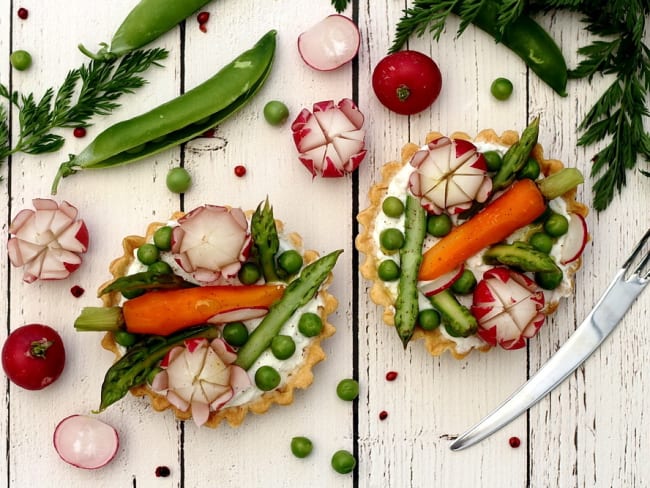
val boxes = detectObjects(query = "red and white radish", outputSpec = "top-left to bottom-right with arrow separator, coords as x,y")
291,98 -> 366,177
53,415 -> 119,469
8,198 -> 89,283
408,137 -> 492,215
471,267 -> 546,350
152,337 -> 251,427
560,212 -> 589,264
297,15 -> 360,71
171,205 -> 252,284
418,265 -> 464,296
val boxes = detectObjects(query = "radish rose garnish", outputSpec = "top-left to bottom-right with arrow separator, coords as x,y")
291,98 -> 366,177
151,337 -> 251,427
408,137 -> 492,214
8,198 -> 89,283
171,204 -> 252,283
471,267 -> 546,350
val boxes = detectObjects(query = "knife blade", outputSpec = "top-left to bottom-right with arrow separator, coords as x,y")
450,228 -> 650,451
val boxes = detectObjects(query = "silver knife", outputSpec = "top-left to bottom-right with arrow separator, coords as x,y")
450,228 -> 650,451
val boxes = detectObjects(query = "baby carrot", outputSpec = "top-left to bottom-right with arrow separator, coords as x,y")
418,179 -> 546,281
122,284 -> 285,336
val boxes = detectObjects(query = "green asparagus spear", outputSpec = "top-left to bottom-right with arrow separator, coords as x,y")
235,249 -> 343,370
429,289 -> 477,338
98,270 -> 196,296
394,195 -> 427,348
251,198 -> 282,283
492,117 -> 540,191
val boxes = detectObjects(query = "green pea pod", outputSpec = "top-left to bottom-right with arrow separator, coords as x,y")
79,0 -> 214,60
52,30 -> 276,194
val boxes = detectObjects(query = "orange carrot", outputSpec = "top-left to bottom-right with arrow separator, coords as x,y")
418,179 -> 546,281
122,284 -> 285,336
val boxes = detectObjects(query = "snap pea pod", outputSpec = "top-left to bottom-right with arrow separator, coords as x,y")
483,242 -> 560,273
492,116 -> 540,192
52,30 -> 277,194
98,324 -> 219,412
235,249 -> 343,370
79,0 -> 214,60
394,195 -> 427,348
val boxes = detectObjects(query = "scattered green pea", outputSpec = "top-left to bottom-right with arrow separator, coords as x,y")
278,250 -> 303,275
529,232 -> 554,254
271,335 -> 296,360
482,150 -> 503,172
426,213 -> 452,237
153,225 -> 173,251
114,330 -> 138,348
490,77 -> 514,101
450,270 -> 477,295
10,50 -> 32,71
298,312 -> 323,337
166,167 -> 192,193
222,322 -> 249,347
418,308 -> 441,331
137,243 -> 160,265
382,196 -> 404,218
254,365 -> 281,391
263,100 -> 290,126
535,268 -> 564,290
377,260 -> 400,281
238,262 -> 262,284
518,157 -> 541,180
147,260 -> 173,274
379,228 -> 405,251
544,213 -> 569,237
331,450 -> 356,474
290,436 -> 313,458
336,378 -> 359,401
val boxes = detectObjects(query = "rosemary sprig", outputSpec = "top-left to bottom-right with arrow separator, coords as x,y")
331,0 -> 351,13
0,47 -> 168,163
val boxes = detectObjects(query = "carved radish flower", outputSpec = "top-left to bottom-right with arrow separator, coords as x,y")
471,267 -> 545,350
8,199 -> 89,283
291,98 -> 366,177
171,205 -> 252,284
408,137 -> 492,214
151,337 -> 251,427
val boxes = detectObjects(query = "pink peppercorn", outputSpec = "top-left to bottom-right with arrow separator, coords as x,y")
234,165 -> 247,177
73,127 -> 86,138
379,411 -> 388,421
509,436 -> 521,448
385,371 -> 398,381
197,11 -> 209,24
17,8 -> 28,19
70,285 -> 85,298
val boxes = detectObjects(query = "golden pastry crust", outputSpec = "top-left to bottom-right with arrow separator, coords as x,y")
100,212 -> 337,428
356,129 -> 588,359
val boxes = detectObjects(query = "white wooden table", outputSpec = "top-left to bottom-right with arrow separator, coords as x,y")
1,1 -> 648,487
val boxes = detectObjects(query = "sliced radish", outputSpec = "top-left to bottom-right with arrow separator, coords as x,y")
8,199 -> 89,283
291,98 -> 366,177
207,306 -> 269,324
418,265 -> 464,296
560,213 -> 589,264
53,415 -> 119,469
297,15 -> 360,71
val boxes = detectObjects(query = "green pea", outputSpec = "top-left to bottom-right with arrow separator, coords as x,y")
382,196 -> 404,218
222,322 -> 249,347
114,330 -> 138,348
255,365 -> 281,391
166,167 -> 192,193
298,312 -> 323,337
544,213 -> 569,237
290,436 -> 313,458
377,260 -> 400,281
426,214 -> 452,237
238,262 -> 262,285
379,228 -> 405,251
482,150 -> 503,172
278,250 -> 303,275
336,378 -> 359,401
491,77 -> 514,101
518,157 -> 541,180
450,270 -> 477,295
529,232 -> 554,254
331,450 -> 356,474
535,268 -> 564,290
137,243 -> 160,265
271,335 -> 296,360
418,308 -> 441,331
153,225 -> 173,251
10,50 -> 32,71
263,100 -> 289,126
147,260 -> 173,274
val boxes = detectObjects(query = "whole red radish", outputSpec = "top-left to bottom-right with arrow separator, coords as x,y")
2,324 -> 66,390
372,50 -> 442,115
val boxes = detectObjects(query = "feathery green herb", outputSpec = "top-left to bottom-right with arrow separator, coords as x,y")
0,47 -> 167,166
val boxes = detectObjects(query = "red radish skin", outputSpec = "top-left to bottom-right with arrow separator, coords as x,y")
53,415 -> 119,469
560,213 -> 589,264
298,15 -> 360,71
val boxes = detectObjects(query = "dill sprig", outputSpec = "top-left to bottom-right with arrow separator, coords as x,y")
332,0 -> 351,13
0,47 -> 168,162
